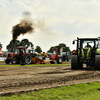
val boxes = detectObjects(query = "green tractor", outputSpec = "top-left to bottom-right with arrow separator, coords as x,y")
71,37 -> 100,70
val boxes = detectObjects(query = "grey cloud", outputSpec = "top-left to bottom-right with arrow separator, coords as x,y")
1,0 -> 100,51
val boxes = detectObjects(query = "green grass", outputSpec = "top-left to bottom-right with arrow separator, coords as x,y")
0,63 -> 71,67
0,61 -> 5,63
63,61 -> 71,62
0,82 -> 100,100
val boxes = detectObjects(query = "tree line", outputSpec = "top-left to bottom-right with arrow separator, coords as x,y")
6,39 -> 42,53
5,39 -> 71,54
47,43 -> 71,54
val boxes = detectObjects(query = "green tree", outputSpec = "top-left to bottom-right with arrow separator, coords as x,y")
35,46 -> 42,53
29,42 -> 34,48
47,43 -> 71,54
0,42 -> 2,48
20,39 -> 29,48
47,46 -> 55,53
20,39 -> 34,48
6,39 -> 34,52
58,43 -> 70,54
6,40 -> 20,52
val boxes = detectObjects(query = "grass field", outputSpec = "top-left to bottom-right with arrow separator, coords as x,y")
0,63 -> 71,67
0,61 -> 99,100
0,82 -> 100,100
0,61 -> 5,63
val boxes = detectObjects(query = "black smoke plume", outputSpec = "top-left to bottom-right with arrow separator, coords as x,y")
12,11 -> 33,44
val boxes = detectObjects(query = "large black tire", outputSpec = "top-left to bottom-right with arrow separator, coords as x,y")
50,61 -> 55,64
94,55 -> 100,70
21,55 -> 32,64
71,55 -> 83,69
57,57 -> 63,64
5,59 -> 11,64
11,57 -> 18,64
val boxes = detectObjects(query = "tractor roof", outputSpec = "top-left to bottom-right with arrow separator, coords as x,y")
77,38 -> 98,40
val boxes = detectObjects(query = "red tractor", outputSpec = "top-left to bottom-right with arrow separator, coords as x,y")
5,46 -> 32,64
50,48 -> 63,64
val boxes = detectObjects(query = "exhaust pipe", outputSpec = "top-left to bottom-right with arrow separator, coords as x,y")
13,40 -> 16,53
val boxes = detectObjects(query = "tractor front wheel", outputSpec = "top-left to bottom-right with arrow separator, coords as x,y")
5,59 -> 10,64
94,55 -> 100,70
11,57 -> 18,64
57,57 -> 63,64
71,55 -> 83,69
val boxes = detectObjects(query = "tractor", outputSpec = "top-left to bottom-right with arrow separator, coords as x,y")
28,50 -> 45,64
50,47 -> 63,64
5,46 -> 32,64
71,37 -> 100,70
62,51 -> 71,61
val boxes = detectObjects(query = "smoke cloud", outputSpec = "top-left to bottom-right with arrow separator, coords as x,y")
11,11 -> 49,44
12,11 -> 34,44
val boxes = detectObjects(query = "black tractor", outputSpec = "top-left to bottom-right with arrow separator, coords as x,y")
71,37 -> 100,70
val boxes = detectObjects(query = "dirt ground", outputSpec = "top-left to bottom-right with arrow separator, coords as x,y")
0,62 -> 100,95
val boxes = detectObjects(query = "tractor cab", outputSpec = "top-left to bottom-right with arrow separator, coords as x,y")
73,38 -> 98,61
71,37 -> 100,69
15,46 -> 26,54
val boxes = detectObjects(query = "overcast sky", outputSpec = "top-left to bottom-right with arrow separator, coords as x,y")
0,0 -> 100,52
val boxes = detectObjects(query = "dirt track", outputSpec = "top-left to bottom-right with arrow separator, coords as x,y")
0,62 -> 100,96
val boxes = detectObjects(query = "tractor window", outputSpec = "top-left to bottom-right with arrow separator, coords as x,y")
78,40 -> 80,48
15,49 -> 19,54
15,49 -> 25,54
82,40 -> 94,48
21,49 -> 25,53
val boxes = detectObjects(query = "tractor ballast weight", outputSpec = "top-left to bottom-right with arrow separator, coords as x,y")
71,37 -> 100,70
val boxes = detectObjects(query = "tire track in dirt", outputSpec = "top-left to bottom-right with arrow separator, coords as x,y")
0,63 -> 100,96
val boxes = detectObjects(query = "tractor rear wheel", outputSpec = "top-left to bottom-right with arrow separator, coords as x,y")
94,55 -> 100,70
11,57 -> 18,64
22,55 -> 32,64
57,57 -> 63,64
5,59 -> 10,64
71,55 -> 83,69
